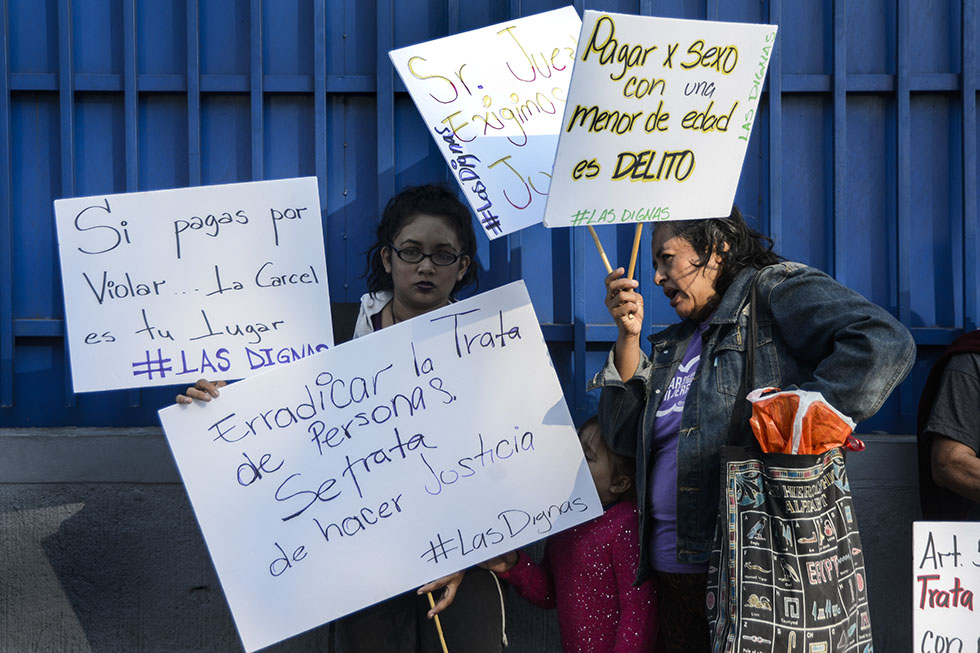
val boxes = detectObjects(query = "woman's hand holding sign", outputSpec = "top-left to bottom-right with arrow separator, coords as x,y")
605,268 -> 643,336
175,378 -> 227,404
417,570 -> 465,618
604,267 -> 644,382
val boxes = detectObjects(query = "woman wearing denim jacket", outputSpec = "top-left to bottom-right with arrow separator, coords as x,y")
589,209 -> 915,652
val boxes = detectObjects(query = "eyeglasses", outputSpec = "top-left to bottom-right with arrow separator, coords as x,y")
389,244 -> 464,266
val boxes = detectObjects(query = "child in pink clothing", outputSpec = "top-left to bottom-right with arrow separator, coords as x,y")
483,417 -> 659,653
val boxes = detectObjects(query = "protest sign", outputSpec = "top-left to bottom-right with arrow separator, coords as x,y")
543,12 -> 777,228
53,177 -> 332,393
390,7 -> 581,240
158,281 -> 602,652
913,521 -> 980,652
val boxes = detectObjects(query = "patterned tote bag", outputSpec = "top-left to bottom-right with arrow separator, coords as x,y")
706,276 -> 874,653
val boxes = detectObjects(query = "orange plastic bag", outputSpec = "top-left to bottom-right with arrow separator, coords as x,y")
746,387 -> 857,454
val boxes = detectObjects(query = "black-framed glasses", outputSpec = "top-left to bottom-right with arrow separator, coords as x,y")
389,244 -> 464,266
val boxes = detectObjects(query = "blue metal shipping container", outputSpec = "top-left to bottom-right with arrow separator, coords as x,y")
0,2 -> 977,651
2,0 -> 975,430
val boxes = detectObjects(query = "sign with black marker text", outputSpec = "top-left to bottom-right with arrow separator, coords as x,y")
913,521 -> 980,653
390,7 -> 581,239
53,177 -> 332,393
543,12 -> 777,228
157,281 -> 602,652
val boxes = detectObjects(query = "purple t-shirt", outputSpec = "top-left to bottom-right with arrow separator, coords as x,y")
648,320 -> 711,573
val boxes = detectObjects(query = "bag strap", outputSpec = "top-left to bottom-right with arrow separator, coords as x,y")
726,270 -> 761,447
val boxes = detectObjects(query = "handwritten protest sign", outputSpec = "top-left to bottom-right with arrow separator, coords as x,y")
53,177 -> 332,393
543,12 -> 777,228
913,521 -> 980,652
158,281 -> 602,652
390,7 -> 581,240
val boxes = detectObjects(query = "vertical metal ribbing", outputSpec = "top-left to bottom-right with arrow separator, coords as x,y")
57,0 -> 75,198
448,0 -> 459,34
894,0 -> 912,420
832,0 -> 847,283
187,0 -> 201,186
375,0 -> 394,213
58,0 -> 76,407
962,0 -> 978,331
250,0 -> 264,180
0,0 -> 13,407
705,0 -> 718,21
896,0 -> 911,326
767,0 -> 783,250
123,0 -> 140,407
314,0 -> 327,231
124,0 -> 138,189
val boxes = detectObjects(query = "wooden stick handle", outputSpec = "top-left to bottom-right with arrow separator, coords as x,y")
427,592 -> 449,653
627,223 -> 643,280
587,226 -> 613,274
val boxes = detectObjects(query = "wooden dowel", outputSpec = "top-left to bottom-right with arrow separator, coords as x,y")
426,592 -> 449,653
587,225 -> 613,274
590,225 -> 635,320
627,223 -> 643,280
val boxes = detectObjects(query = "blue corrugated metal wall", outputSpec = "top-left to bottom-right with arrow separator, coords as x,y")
0,0 -> 977,431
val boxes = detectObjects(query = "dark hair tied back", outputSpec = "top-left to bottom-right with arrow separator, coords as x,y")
365,183 -> 479,296
660,206 -> 782,299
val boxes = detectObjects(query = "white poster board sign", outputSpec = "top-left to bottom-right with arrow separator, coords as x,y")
53,177 -> 332,393
913,521 -> 980,651
390,7 -> 581,240
158,281 -> 602,652
543,12 -> 777,228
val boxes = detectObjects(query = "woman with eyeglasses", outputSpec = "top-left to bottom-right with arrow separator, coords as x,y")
353,183 -> 477,337
340,183 -> 505,653
178,184 -> 503,652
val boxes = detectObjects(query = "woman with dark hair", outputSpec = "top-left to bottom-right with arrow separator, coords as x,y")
179,183 -> 503,653
353,183 -> 478,337
590,207 -> 915,651
340,183 -> 505,653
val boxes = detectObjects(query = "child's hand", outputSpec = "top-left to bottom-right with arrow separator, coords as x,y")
175,378 -> 227,404
479,551 -> 519,574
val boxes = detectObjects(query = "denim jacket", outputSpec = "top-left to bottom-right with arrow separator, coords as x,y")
588,262 -> 915,582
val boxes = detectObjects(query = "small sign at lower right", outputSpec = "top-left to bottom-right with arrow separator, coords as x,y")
913,521 -> 980,652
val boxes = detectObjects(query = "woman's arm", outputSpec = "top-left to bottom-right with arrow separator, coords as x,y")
765,264 -> 915,423
604,267 -> 644,380
592,268 -> 652,458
